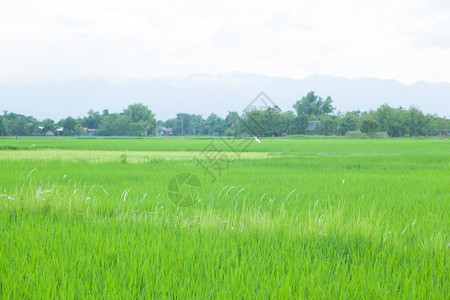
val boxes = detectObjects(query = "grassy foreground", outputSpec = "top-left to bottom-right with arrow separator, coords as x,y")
0,137 -> 448,298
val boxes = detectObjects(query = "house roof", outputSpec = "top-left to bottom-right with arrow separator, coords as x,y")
307,121 -> 320,131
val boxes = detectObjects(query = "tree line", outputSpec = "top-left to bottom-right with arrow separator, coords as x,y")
1,92 -> 448,137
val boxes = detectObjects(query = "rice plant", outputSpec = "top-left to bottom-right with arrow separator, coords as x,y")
0,137 -> 448,298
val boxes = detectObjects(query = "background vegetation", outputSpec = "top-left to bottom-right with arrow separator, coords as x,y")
1,92 -> 448,137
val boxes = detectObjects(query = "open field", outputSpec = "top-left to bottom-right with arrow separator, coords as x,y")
0,137 -> 448,298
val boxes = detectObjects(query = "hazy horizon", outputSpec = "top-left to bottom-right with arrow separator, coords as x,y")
1,72 -> 449,121
1,0 -> 449,120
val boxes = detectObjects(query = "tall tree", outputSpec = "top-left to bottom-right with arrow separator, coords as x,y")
294,114 -> 309,134
279,111 -> 297,135
293,92 -> 335,117
42,118 -> 56,135
83,110 -> 102,129
407,106 -> 425,136
340,112 -> 359,135
361,119 -> 380,137
123,103 -> 156,136
204,113 -> 225,135
61,117 -> 77,136
0,116 -> 7,136
224,111 -> 240,136
319,115 -> 338,135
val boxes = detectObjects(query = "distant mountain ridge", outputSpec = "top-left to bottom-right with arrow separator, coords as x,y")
1,73 -> 449,121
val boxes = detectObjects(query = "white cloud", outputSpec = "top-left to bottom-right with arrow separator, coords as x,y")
0,0 -> 449,85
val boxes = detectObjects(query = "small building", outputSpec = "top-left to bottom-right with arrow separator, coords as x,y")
306,121 -> 320,134
160,127 -> 173,136
56,127 -> 64,136
82,127 -> 96,136
45,131 -> 55,136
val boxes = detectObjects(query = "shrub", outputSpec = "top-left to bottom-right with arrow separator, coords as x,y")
372,132 -> 389,139
345,131 -> 367,138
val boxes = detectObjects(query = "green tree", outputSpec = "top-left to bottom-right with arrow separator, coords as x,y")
123,103 -> 156,136
294,114 -> 309,134
2,113 -> 27,136
423,114 -> 439,136
128,122 -> 146,136
0,116 -> 6,136
96,115 -> 116,136
376,104 -> 393,132
164,113 -> 196,136
242,109 -> 266,137
114,115 -> 131,136
241,106 -> 286,137
340,112 -> 359,135
83,110 -> 102,129
163,117 -> 180,135
361,119 -> 380,137
42,118 -> 56,135
319,115 -> 338,135
406,106 -> 425,136
387,108 -> 408,137
62,117 -> 77,136
204,113 -> 224,135
27,118 -> 41,136
436,118 -> 450,136
189,114 -> 204,135
177,113 -> 190,135
293,92 -> 335,117
279,111 -> 296,135
375,104 -> 410,137
13,118 -> 27,136
224,111 -> 240,136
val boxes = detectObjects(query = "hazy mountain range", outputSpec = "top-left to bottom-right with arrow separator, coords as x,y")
1,73 -> 449,121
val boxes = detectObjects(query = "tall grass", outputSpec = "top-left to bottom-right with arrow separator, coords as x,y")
0,138 -> 448,298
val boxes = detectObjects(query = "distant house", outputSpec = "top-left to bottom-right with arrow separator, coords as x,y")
160,127 -> 173,136
306,121 -> 320,134
45,131 -> 55,136
56,127 -> 64,136
82,127 -> 96,136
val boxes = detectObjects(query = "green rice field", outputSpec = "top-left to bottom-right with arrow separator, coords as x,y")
0,137 -> 448,298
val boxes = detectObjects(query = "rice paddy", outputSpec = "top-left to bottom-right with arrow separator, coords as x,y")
0,137 -> 448,298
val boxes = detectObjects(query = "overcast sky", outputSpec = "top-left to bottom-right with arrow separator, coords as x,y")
0,0 -> 449,85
